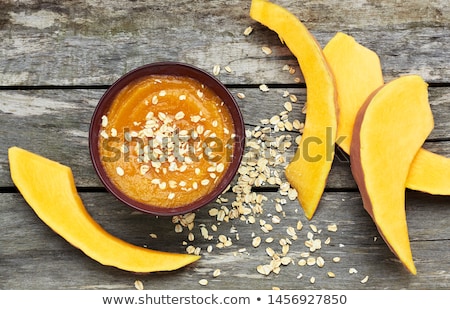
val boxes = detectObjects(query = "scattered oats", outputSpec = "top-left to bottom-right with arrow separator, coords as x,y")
307,257 -> 316,266
327,271 -> 336,278
349,268 -> 358,274
259,84 -> 270,92
174,224 -> 183,233
289,94 -> 298,103
327,223 -> 338,232
271,215 -> 281,224
175,111 -> 185,120
110,128 -> 117,137
257,264 -> 272,276
216,163 -> 225,173
237,92 -> 246,99
286,226 -> 296,237
284,101 -> 293,112
159,90 -> 166,96
373,236 -> 378,242
224,65 -> 232,73
296,220 -> 304,231
213,269 -> 221,278
201,179 -> 210,186
188,232 -> 195,241
207,245 -> 213,253
116,166 -> 124,176
200,226 -> 209,239
199,279 -> 208,286
298,259 -> 307,266
149,233 -> 157,239
269,115 -> 280,124
101,115 -> 108,127
265,247 -> 275,257
243,26 -> 253,36
252,236 -> 262,248
361,275 -> 369,284
288,188 -> 298,200
213,65 -> 221,76
261,46 -> 272,55
292,119 -> 302,130
309,224 -> 318,233
179,94 -> 186,101
265,237 -> 274,243
186,245 -> 196,254
272,286 -> 280,290
332,257 -> 341,263
100,130 -> 109,139
324,237 -> 331,245
134,280 -> 144,290
280,256 -> 292,265
316,256 -> 325,268
296,273 -> 303,279
310,276 -> 316,284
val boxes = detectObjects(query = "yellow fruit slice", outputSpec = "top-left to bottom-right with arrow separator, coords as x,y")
351,75 -> 434,275
323,32 -> 384,154
8,146 -> 200,273
250,0 -> 338,220
324,32 -> 450,195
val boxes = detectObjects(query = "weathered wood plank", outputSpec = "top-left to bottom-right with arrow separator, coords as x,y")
1,0 -> 449,86
1,87 -> 450,189
1,191 -> 449,290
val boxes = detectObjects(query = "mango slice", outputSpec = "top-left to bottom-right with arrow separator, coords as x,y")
324,32 -> 450,195
250,0 -> 338,220
8,146 -> 200,273
350,75 -> 434,275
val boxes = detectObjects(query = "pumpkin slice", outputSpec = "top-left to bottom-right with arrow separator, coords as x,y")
350,75 -> 434,275
323,32 -> 384,154
250,0 -> 338,220
324,32 -> 450,195
8,146 -> 200,273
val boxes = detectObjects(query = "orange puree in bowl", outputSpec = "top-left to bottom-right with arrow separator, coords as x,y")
98,75 -> 235,208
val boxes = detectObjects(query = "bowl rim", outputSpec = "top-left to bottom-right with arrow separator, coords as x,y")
88,62 -> 245,216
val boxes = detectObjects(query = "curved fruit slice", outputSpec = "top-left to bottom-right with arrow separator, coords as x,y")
324,32 -> 450,195
350,75 -> 434,275
8,146 -> 200,273
323,32 -> 384,154
250,0 -> 338,220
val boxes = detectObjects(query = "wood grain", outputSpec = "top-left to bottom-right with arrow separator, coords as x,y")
1,0 -> 449,86
1,0 -> 449,291
1,191 -> 449,290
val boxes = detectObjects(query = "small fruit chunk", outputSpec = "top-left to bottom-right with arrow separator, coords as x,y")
324,32 -> 450,195
8,147 -> 200,273
350,75 -> 434,274
250,0 -> 338,220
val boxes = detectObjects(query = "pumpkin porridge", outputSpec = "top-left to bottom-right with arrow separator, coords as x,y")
99,75 -> 236,208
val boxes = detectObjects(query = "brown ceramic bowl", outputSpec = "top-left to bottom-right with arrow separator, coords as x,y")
89,62 -> 245,216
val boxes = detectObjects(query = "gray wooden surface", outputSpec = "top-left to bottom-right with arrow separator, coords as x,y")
1,0 -> 449,290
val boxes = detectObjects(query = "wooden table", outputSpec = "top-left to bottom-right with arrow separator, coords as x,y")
1,0 -> 449,290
